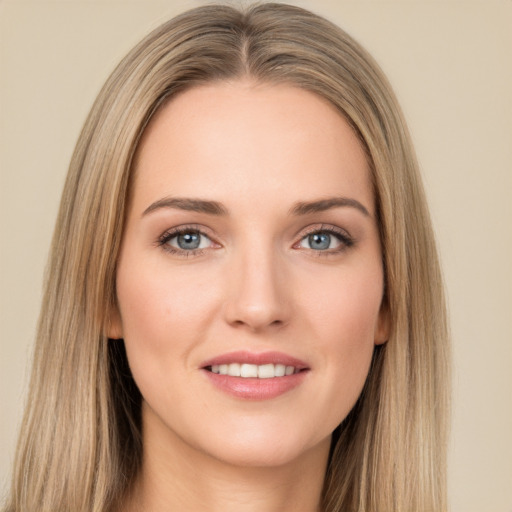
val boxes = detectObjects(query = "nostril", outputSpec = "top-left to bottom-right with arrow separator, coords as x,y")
229,316 -> 286,331
223,267 -> 291,330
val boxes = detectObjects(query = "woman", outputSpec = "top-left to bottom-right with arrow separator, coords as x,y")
4,3 -> 450,511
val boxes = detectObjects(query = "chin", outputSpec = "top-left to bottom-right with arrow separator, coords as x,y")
198,427 -> 331,469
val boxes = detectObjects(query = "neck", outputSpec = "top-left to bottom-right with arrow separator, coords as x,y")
122,404 -> 330,512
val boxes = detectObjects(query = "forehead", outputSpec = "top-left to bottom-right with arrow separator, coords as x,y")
131,81 -> 373,214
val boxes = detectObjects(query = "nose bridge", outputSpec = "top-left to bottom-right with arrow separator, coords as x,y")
224,235 -> 289,330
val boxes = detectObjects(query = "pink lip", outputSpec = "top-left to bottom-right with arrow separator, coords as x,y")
200,351 -> 310,401
200,351 -> 309,370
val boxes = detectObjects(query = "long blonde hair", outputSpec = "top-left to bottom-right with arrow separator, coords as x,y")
4,3 -> 450,511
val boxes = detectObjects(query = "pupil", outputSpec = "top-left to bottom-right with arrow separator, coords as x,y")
177,232 -> 200,250
309,233 -> 330,250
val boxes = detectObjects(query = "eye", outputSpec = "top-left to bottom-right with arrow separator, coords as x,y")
170,231 -> 210,250
158,227 -> 216,255
296,227 -> 354,253
299,232 -> 340,251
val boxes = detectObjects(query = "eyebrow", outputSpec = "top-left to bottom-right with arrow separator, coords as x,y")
142,197 -> 228,217
142,195 -> 370,218
289,197 -> 370,217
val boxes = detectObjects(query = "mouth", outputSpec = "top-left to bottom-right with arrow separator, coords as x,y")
200,351 -> 309,400
206,363 -> 302,378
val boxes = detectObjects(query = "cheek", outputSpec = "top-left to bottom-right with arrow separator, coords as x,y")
114,261 -> 219,410
114,259 -> 228,408
308,263 -> 384,345
116,258 -> 218,343
303,264 -> 383,416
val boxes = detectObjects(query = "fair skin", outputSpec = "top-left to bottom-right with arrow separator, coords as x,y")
110,80 -> 388,512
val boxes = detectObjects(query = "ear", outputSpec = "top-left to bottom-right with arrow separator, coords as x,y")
374,300 -> 390,345
107,302 -> 123,340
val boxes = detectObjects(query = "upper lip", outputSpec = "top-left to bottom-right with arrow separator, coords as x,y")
200,351 -> 309,370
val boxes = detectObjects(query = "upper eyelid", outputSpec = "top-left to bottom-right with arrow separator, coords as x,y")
159,224 -> 215,239
296,223 -> 352,239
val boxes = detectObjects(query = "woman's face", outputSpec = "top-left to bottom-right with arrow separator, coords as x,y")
110,81 -> 388,469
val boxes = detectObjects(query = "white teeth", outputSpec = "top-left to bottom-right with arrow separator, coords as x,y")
240,364 -> 258,378
211,363 -> 298,378
275,364 -> 286,377
228,363 -> 241,377
258,364 -> 274,379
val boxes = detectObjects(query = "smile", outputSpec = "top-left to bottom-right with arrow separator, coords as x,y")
208,363 -> 299,378
201,351 -> 309,400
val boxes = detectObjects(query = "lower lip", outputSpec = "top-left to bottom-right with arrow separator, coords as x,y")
202,370 -> 308,400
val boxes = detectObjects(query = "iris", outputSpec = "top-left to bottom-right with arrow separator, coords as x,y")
177,232 -> 201,250
308,233 -> 331,250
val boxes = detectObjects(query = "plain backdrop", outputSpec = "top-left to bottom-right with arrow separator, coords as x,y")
1,1 -> 511,510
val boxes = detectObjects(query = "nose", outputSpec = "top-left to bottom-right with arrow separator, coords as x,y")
223,244 -> 291,332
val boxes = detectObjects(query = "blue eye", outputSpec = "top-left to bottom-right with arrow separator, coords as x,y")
174,232 -> 202,250
305,233 -> 332,250
298,229 -> 353,252
161,229 -> 212,253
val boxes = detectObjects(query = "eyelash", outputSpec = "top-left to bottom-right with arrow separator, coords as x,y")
296,225 -> 355,255
157,224 -> 355,257
157,224 -> 214,257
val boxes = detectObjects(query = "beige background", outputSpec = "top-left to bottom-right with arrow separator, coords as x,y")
1,0 -> 511,510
